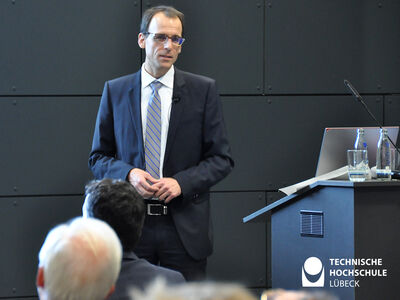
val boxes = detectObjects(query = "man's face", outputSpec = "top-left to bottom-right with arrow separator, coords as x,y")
138,12 -> 183,78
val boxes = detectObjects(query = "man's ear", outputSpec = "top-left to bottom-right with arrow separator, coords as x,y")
105,284 -> 115,299
138,33 -> 146,49
36,267 -> 45,288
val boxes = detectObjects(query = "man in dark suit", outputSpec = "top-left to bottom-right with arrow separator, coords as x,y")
89,5 -> 233,280
83,179 -> 185,299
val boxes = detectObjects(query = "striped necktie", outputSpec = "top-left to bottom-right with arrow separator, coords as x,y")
145,81 -> 162,179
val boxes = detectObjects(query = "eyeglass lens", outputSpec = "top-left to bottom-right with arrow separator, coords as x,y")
149,33 -> 184,45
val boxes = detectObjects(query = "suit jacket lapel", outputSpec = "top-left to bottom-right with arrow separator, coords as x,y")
127,70 -> 145,160
164,68 -> 186,167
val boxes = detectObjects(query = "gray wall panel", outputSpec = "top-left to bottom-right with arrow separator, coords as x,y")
208,192 -> 266,286
265,192 -> 285,288
0,97 -> 98,196
0,195 -> 83,298
0,0 -> 141,95
385,95 -> 400,148
215,96 -> 383,191
147,0 -> 264,94
0,100 -> 18,194
266,0 -> 400,94
213,97 -> 269,191
385,95 -> 400,126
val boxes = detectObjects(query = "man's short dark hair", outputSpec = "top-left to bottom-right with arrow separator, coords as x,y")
140,5 -> 185,36
84,179 -> 145,251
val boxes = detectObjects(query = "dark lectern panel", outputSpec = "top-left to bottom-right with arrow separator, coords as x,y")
354,185 -> 400,299
0,195 -> 83,298
214,96 -> 383,191
0,97 -> 98,196
208,192 -> 267,286
0,0 -> 141,95
153,0 -> 263,94
266,0 -> 400,94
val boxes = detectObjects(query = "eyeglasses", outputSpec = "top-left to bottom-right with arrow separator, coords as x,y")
144,32 -> 185,46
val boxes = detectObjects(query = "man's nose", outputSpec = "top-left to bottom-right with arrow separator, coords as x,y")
163,37 -> 173,49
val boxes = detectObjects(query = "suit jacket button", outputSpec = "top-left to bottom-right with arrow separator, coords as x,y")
193,194 -> 199,199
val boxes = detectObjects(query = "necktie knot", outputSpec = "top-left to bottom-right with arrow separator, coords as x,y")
150,81 -> 163,92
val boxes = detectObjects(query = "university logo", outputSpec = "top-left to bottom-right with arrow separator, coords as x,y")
302,257 -> 325,287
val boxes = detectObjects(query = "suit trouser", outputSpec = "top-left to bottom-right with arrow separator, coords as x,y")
134,213 -> 207,281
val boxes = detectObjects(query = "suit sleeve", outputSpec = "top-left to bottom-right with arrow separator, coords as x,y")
172,80 -> 234,198
88,82 -> 134,180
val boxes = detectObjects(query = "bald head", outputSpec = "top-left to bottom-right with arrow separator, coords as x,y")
37,217 -> 122,300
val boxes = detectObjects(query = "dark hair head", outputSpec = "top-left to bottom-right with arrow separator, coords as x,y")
140,5 -> 185,36
84,179 -> 145,251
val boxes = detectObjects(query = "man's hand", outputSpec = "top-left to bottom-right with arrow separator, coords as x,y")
153,177 -> 182,203
128,168 -> 159,198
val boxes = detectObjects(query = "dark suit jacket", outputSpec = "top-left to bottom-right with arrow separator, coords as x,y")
89,68 -> 234,260
109,251 -> 185,300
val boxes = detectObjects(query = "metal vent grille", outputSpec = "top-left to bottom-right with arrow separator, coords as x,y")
300,210 -> 323,237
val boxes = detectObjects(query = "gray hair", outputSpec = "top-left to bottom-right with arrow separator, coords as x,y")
38,217 -> 122,300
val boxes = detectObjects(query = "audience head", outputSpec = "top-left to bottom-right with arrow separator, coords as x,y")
130,279 -> 257,300
261,289 -> 339,300
36,217 -> 122,300
83,178 -> 146,251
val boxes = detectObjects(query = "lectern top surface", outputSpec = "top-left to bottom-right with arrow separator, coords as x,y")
243,180 -> 400,223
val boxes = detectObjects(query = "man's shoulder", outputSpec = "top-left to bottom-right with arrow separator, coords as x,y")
106,71 -> 140,89
121,256 -> 185,283
175,68 -> 215,85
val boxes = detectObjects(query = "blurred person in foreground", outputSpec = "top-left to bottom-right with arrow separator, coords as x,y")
36,217 -> 122,300
129,278 -> 257,300
83,178 -> 185,299
261,289 -> 339,300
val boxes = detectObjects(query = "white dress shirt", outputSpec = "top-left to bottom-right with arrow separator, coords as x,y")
141,64 -> 174,178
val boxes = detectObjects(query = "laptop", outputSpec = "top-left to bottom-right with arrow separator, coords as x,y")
315,126 -> 399,177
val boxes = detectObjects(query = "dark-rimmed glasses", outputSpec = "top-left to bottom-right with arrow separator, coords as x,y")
144,32 -> 185,46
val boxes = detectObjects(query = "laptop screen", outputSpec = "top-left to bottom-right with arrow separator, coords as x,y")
315,126 -> 399,177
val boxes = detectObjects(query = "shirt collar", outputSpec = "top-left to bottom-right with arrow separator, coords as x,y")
141,64 -> 174,89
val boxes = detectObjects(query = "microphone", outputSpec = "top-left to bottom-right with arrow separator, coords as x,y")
172,96 -> 180,103
344,79 -> 362,102
344,79 -> 400,169
344,79 -> 382,129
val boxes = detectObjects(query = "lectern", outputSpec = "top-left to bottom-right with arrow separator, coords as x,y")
244,180 -> 400,300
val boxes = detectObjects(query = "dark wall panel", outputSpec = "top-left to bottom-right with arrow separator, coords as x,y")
385,95 -> 400,148
208,192 -> 266,286
214,96 -> 383,191
0,195 -> 83,298
0,0 -> 141,95
0,97 -> 98,196
385,95 -> 400,126
266,0 -> 400,94
147,0 -> 264,94
0,100 -> 18,195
